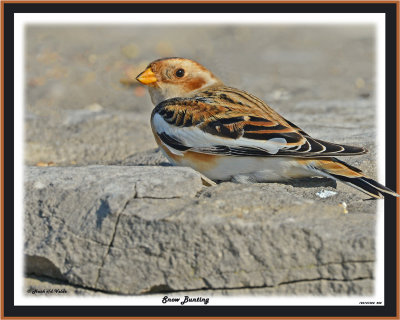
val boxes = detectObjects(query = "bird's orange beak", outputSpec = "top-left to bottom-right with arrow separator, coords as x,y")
136,67 -> 157,85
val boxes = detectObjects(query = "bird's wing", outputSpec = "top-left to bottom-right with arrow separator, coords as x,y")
151,87 -> 367,158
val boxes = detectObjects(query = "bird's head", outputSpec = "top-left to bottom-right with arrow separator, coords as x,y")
136,57 -> 222,105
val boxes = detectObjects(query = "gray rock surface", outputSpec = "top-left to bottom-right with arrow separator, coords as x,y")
25,165 -> 376,295
23,25 -> 380,296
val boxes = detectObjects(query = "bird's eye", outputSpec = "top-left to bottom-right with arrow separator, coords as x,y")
175,69 -> 185,78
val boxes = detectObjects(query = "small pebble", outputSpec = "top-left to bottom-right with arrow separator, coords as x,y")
355,77 -> 365,89
85,103 -> 103,112
316,189 -> 337,198
272,89 -> 290,100
36,162 -> 55,167
33,181 -> 46,189
340,201 -> 348,214
88,54 -> 97,64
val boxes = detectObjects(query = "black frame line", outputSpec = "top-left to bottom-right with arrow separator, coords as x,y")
2,2 -> 398,318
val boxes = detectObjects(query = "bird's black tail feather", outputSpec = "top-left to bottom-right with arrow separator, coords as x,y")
329,174 -> 399,199
316,158 -> 399,199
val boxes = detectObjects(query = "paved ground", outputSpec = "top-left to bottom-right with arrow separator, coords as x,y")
25,25 -> 375,167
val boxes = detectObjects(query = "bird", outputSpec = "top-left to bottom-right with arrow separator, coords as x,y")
136,57 -> 399,199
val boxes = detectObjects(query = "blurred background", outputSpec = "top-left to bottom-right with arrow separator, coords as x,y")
25,24 -> 375,168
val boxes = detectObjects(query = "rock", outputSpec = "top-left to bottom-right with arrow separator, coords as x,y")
24,165 -> 204,289
24,110 -> 157,166
25,166 -> 375,295
115,148 -> 169,166
23,25 -> 378,296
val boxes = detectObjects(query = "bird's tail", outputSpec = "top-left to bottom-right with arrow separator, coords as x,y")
310,157 -> 399,199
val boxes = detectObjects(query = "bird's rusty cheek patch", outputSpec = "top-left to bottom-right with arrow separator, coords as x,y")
183,77 -> 206,91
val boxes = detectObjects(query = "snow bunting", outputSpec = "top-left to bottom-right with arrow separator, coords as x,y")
136,57 -> 399,199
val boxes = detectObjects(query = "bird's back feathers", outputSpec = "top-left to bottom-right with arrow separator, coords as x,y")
152,86 -> 367,158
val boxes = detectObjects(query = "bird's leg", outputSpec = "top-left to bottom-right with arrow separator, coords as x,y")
199,174 -> 217,186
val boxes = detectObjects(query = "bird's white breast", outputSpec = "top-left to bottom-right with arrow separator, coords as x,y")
196,156 -> 314,182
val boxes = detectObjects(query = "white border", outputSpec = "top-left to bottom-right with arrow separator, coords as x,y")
14,12 -> 386,307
